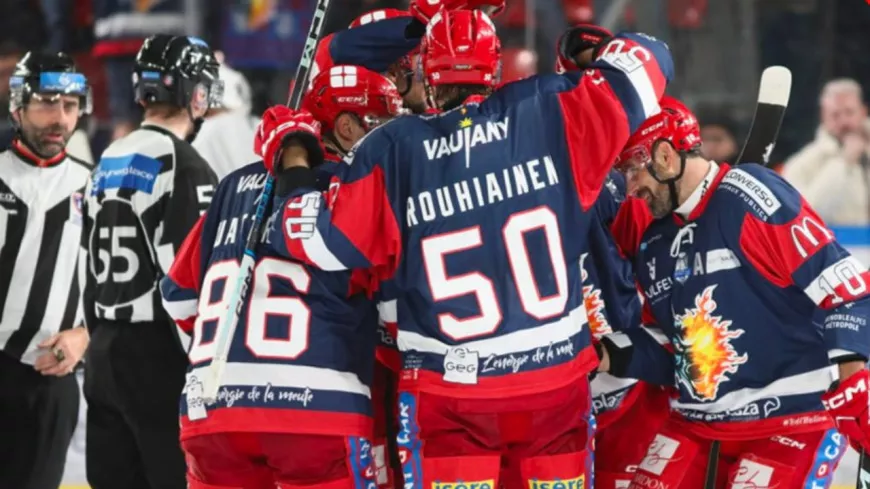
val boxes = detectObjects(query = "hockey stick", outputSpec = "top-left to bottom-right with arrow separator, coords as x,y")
201,0 -> 333,404
735,65 -> 792,167
700,67 -> 792,489
703,441 -> 720,489
858,449 -> 870,489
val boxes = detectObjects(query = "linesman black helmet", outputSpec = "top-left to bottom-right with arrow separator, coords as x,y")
9,51 -> 92,114
133,35 -> 223,110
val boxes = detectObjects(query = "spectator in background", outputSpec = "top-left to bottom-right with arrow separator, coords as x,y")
783,78 -> 870,225
91,0 -> 198,141
193,54 -> 260,179
698,111 -> 740,163
0,41 -> 24,148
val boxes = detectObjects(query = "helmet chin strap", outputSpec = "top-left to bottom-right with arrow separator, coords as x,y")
323,132 -> 349,156
647,150 -> 688,214
185,106 -> 205,143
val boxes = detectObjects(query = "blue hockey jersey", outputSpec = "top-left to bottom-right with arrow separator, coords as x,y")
160,161 -> 377,440
270,33 -> 673,398
585,171 -> 654,424
608,162 -> 870,440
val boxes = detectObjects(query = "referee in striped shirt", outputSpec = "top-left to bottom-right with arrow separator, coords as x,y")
0,52 -> 92,489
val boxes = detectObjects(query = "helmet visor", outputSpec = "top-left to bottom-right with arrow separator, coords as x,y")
615,144 -> 652,178
10,72 -> 92,114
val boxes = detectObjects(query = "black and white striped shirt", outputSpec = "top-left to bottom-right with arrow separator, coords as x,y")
0,141 -> 91,364
82,124 -> 216,325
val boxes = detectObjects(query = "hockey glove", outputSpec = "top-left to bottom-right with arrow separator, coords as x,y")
409,0 -> 505,24
254,105 -> 325,174
822,368 -> 870,453
555,24 -> 613,73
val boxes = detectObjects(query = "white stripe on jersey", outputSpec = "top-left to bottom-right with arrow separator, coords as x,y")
378,300 -> 397,323
670,365 -> 836,414
185,362 -> 371,398
592,372 -> 638,396
397,302 -> 588,358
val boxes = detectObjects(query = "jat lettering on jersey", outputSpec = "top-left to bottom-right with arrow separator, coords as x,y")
673,285 -> 747,402
422,117 -> 509,167
528,476 -> 585,489
406,154 -> 560,227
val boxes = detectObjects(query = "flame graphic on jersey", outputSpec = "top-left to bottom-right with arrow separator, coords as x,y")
579,253 -> 612,338
583,285 -> 611,338
674,285 -> 747,401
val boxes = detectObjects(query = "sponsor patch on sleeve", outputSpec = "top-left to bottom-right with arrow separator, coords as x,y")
720,168 -> 782,219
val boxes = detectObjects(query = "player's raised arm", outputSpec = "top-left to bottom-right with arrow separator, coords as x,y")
259,107 -> 401,277
553,29 -> 673,208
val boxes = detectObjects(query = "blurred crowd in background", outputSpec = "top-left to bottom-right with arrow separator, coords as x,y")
2,0 -> 870,229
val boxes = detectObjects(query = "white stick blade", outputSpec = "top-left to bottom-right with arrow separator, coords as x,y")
757,66 -> 792,107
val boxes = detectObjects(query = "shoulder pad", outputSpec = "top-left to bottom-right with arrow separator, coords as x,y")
718,163 -> 797,222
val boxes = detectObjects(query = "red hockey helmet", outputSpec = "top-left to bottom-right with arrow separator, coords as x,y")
615,96 -> 702,175
303,65 -> 405,132
349,8 -> 411,27
420,8 -> 501,88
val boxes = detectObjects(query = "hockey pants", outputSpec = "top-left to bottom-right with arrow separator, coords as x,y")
183,432 -> 377,489
397,381 -> 593,489
629,416 -> 847,488
594,382 -> 671,488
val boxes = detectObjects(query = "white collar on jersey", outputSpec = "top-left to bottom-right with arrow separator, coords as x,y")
675,160 -> 720,219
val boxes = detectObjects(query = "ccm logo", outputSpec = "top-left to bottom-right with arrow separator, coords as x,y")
823,378 -> 868,410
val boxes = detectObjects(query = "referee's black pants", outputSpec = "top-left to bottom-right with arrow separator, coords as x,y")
84,320 -> 188,489
0,351 -> 79,489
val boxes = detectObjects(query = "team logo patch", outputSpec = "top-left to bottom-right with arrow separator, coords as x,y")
69,191 -> 83,224
673,285 -> 746,401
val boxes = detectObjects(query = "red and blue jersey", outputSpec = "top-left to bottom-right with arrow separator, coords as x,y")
160,161 -> 377,441
313,16 -> 420,81
584,171 -> 660,427
608,162 -> 870,440
269,32 -> 673,398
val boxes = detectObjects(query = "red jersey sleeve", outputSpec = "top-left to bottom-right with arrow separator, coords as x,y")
735,165 -> 870,360
268,130 -> 402,281
160,214 -> 206,336
558,32 -> 673,208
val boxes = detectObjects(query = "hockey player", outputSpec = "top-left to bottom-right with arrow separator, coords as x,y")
0,51 -> 92,489
582,172 -> 672,488
554,24 -> 672,488
315,0 -> 505,114
597,96 -> 870,488
159,65 -> 404,489
255,6 -> 672,488
82,35 -> 220,489
304,64 -> 406,489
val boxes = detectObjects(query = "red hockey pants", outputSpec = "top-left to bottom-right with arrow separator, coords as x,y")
182,432 -> 377,489
396,381 -> 593,489
628,417 -> 846,489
